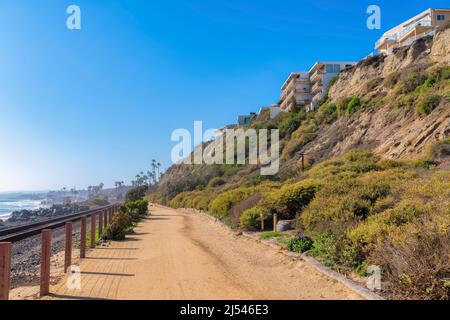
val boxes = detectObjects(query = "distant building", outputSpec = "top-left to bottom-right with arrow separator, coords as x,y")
259,104 -> 282,119
308,61 -> 356,111
237,112 -> 257,126
375,8 -> 450,54
279,72 -> 311,112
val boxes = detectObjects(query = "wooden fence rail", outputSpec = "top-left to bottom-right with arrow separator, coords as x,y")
0,204 -> 119,300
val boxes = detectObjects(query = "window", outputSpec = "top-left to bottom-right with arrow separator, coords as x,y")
437,15 -> 445,21
325,64 -> 341,73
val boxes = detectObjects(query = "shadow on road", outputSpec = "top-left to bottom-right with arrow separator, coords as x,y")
80,271 -> 135,277
47,293 -> 110,300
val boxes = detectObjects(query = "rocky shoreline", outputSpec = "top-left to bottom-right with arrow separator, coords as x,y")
1,203 -> 93,288
0,203 -> 90,230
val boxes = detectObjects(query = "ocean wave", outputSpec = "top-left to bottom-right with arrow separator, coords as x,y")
0,195 -> 45,220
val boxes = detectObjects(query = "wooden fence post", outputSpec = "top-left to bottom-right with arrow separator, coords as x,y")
80,216 -> 87,259
104,208 -> 108,227
64,222 -> 72,273
98,211 -> 103,238
0,242 -> 12,300
273,213 -> 278,232
40,229 -> 51,297
90,214 -> 96,248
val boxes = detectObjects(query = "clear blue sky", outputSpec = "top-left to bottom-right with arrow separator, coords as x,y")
0,1 -> 447,191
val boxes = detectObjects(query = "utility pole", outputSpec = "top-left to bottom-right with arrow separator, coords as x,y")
300,153 -> 305,172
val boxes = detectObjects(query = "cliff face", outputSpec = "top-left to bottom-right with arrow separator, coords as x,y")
294,28 -> 450,164
329,28 -> 449,100
157,29 -> 449,197
297,101 -> 448,162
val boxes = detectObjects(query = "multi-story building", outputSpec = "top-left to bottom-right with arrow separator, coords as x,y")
308,61 -> 356,111
279,72 -> 311,112
237,112 -> 257,126
375,8 -> 450,54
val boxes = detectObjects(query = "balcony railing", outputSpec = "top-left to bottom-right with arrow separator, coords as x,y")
295,88 -> 310,95
376,18 -> 432,49
310,70 -> 325,82
311,81 -> 323,94
398,19 -> 431,40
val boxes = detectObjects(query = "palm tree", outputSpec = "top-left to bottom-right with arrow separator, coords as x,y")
151,160 -> 158,184
135,174 -> 141,186
157,162 -> 161,181
146,170 -> 151,185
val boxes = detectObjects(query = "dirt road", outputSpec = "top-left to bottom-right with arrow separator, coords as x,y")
115,205 -> 362,300
31,204 -> 363,300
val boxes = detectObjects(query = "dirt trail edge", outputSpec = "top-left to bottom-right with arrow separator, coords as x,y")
35,204 -> 364,300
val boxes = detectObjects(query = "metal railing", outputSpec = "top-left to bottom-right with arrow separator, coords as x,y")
376,18 -> 433,49
398,19 -> 431,40
0,203 -> 121,300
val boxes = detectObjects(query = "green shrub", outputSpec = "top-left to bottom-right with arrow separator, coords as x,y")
283,119 -> 318,159
288,232 -> 313,253
422,77 -> 435,88
103,210 -> 131,241
305,150 -> 380,179
385,203 -> 425,226
415,94 -> 441,116
123,198 -> 148,222
428,65 -> 450,83
346,96 -> 362,114
277,111 -> 306,138
317,102 -> 338,124
265,180 -> 319,219
309,232 -> 362,271
229,193 -> 262,225
309,232 -> 339,267
240,207 -> 264,231
208,187 -> 257,218
192,194 -> 211,211
126,186 -> 148,202
300,168 -> 395,235
220,164 -> 239,177
168,191 -> 191,208
394,67 -> 427,94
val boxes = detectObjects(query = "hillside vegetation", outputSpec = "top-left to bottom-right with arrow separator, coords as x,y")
150,27 -> 450,299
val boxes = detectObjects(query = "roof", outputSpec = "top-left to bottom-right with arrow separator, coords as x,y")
281,72 -> 309,90
308,61 -> 357,74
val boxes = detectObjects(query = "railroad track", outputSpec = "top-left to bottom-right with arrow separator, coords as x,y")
0,204 -> 118,243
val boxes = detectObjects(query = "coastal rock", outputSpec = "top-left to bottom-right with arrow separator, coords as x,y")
277,220 -> 294,232
7,204 -> 90,224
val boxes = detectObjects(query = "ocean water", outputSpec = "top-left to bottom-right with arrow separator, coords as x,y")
0,192 -> 47,221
